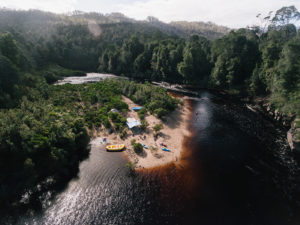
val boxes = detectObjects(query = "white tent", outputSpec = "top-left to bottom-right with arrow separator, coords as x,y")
126,118 -> 141,129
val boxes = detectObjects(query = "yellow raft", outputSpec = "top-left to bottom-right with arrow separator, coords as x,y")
106,144 -> 125,152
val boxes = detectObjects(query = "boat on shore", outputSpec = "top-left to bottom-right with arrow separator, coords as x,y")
162,147 -> 171,152
132,107 -> 143,111
106,144 -> 125,152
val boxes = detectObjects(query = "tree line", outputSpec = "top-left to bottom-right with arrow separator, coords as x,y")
0,5 -> 299,206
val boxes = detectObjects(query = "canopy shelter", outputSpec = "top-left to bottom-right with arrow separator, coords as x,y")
126,118 -> 141,129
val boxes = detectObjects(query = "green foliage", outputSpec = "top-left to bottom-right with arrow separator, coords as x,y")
153,123 -> 163,133
117,80 -> 178,117
131,139 -> 136,145
0,54 -> 20,105
1,6 -> 300,205
0,32 -> 19,65
133,142 -> 143,154
39,64 -> 86,84
178,35 -> 212,84
269,36 -> 300,116
271,6 -> 300,27
120,128 -> 127,139
0,98 -> 90,202
210,29 -> 260,91
138,107 -> 147,120
125,161 -> 135,171
0,78 -> 132,203
154,108 -> 168,118
141,120 -> 149,131
108,112 -> 126,131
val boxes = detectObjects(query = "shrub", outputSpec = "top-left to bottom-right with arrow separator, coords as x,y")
153,123 -> 163,133
108,112 -> 126,131
154,108 -> 168,118
120,128 -> 127,139
116,80 -> 178,118
125,162 -> 135,171
100,115 -> 111,128
141,120 -> 149,131
138,108 -> 147,120
131,139 -> 136,145
133,143 -> 143,154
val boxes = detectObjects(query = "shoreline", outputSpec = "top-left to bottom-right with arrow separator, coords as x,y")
97,95 -> 192,169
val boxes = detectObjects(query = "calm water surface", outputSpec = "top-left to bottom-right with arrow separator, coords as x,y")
14,77 -> 299,225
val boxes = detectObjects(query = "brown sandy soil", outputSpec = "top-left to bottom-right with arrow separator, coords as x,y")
97,95 -> 191,169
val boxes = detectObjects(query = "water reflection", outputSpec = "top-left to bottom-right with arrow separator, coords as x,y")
19,139 -> 174,225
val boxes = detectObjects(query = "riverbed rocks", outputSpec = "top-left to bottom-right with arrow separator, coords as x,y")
248,98 -> 299,153
288,119 -> 300,153
259,101 -> 293,127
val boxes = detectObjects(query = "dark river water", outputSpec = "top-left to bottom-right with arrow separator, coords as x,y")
9,85 -> 300,225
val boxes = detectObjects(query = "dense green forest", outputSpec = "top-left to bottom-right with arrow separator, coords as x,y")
0,6 -> 300,205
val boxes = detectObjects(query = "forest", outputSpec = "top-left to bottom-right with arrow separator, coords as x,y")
0,6 -> 299,205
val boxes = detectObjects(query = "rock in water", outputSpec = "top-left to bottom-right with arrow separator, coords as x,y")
288,119 -> 300,153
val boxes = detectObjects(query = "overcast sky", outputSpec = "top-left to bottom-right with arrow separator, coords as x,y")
1,0 -> 300,28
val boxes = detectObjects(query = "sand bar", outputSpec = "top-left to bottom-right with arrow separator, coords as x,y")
97,95 -> 191,169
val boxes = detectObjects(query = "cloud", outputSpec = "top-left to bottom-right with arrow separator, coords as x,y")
118,0 -> 300,28
0,0 -> 77,13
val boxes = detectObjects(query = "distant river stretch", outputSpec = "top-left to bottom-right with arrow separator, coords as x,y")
15,74 -> 299,225
55,73 -> 120,85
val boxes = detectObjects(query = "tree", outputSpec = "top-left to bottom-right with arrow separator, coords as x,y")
178,35 -> 212,84
271,6 -> 300,27
0,54 -> 19,91
210,30 -> 260,90
276,37 -> 300,94
120,36 -> 144,74
133,143 -> 143,154
0,32 -> 19,65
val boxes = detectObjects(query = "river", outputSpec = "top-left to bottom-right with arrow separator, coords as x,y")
8,74 -> 300,224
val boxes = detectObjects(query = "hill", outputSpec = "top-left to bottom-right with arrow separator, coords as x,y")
0,8 -> 230,40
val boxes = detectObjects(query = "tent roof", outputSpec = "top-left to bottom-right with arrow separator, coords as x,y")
126,118 -> 141,129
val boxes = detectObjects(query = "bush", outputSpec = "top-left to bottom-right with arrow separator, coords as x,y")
141,120 -> 149,131
154,108 -> 168,118
138,108 -> 147,120
153,123 -> 163,133
120,128 -> 127,139
125,162 -> 135,171
131,139 -> 136,145
100,115 -> 111,128
108,112 -> 126,131
133,143 -> 143,154
116,80 -> 178,118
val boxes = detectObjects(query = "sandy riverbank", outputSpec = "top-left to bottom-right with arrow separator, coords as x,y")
96,95 -> 192,169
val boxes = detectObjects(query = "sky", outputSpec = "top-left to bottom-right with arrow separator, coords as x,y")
0,0 -> 300,28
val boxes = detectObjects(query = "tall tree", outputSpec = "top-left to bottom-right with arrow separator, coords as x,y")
210,30 -> 260,90
178,35 -> 212,84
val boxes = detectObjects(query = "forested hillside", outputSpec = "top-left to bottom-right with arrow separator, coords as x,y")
0,6 -> 299,130
0,6 -> 300,206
